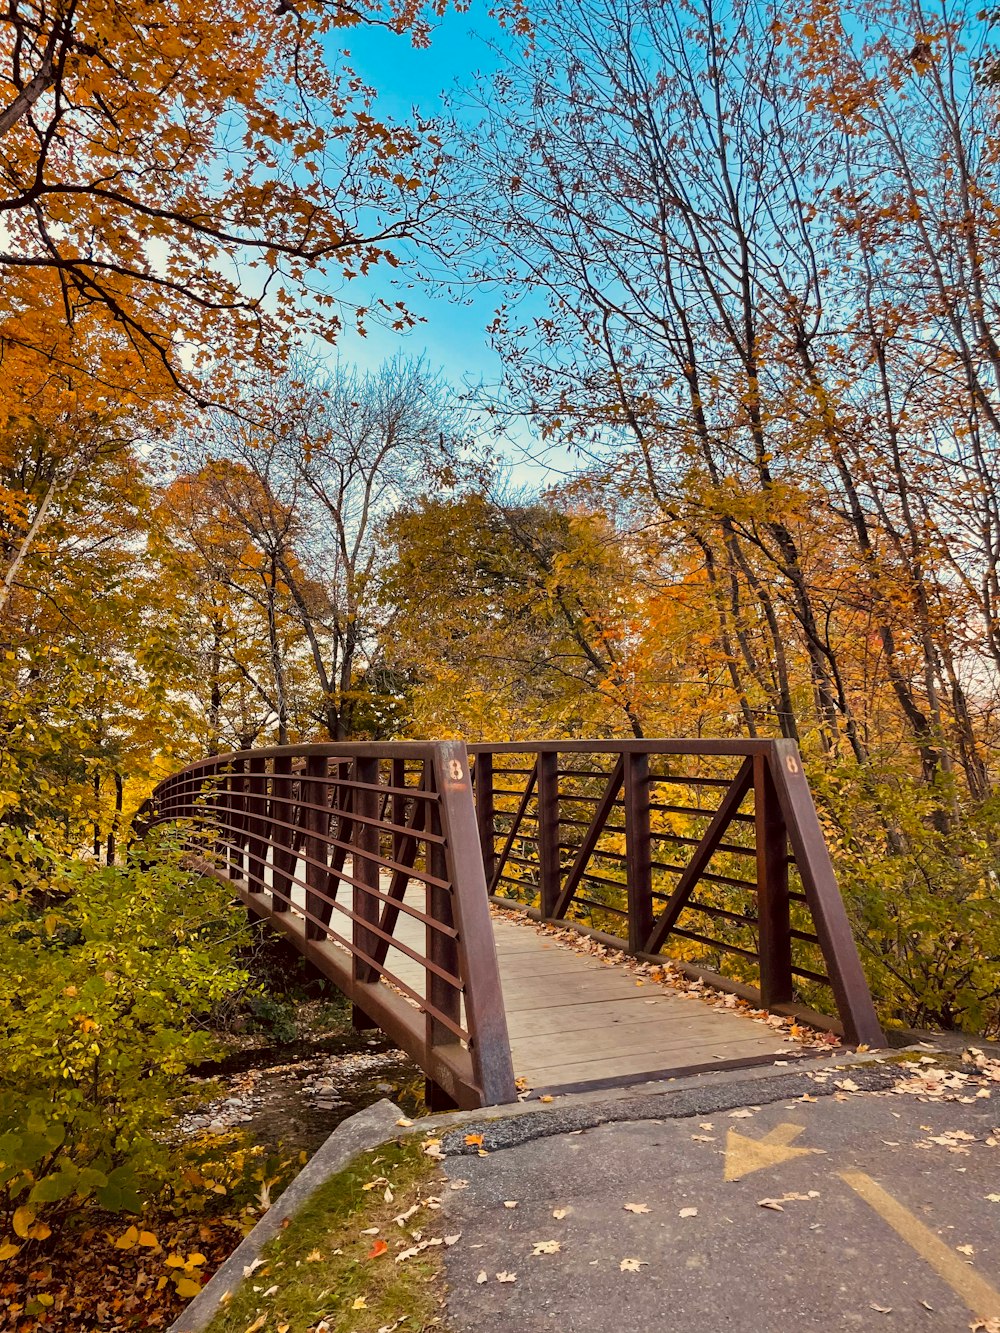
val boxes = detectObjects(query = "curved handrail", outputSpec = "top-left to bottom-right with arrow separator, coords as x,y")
143,740 -> 517,1109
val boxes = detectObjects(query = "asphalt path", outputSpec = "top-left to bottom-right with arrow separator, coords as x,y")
439,1055 -> 1000,1332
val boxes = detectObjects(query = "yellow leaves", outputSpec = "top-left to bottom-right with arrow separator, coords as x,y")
12,1207 -> 50,1241
114,1225 -> 159,1251
0,1240 -> 22,1261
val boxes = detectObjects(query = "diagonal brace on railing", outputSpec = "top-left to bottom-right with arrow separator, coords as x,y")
357,773 -> 428,982
488,759 -> 539,896
644,756 -> 754,955
550,756 -> 625,919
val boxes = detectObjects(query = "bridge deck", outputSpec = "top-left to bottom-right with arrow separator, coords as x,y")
387,891 -> 795,1094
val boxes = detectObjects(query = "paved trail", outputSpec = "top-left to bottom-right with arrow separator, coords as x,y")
438,1057 -> 1000,1332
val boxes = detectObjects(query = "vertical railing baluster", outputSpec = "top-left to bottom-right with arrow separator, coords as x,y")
352,755 -> 380,1030
623,751 -> 654,952
391,756 -> 406,866
304,754 -> 329,941
473,750 -> 495,888
246,755 -> 267,894
227,757 -> 246,882
537,749 -> 560,919
270,752 -> 295,913
754,750 -> 793,1006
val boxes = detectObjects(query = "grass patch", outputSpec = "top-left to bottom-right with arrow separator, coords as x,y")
205,1138 -> 449,1333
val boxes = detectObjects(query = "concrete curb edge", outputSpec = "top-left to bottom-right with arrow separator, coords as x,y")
168,1097 -> 404,1333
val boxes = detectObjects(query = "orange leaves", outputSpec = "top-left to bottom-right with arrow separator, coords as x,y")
366,1238 -> 389,1259
0,0 -> 453,407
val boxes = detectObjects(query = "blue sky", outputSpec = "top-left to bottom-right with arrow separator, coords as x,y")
309,7 -> 579,488
328,8 -> 508,389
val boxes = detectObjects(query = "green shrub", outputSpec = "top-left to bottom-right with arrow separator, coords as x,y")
0,829 -> 249,1257
812,764 -> 1000,1036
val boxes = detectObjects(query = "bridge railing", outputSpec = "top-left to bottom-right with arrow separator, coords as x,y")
469,739 -> 883,1048
141,741 -> 516,1109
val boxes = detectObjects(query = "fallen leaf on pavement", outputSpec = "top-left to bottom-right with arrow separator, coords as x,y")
729,1109 -> 753,1119
532,1240 -> 561,1255
552,1208 -> 569,1219
624,1203 -> 650,1214
679,1207 -> 698,1218
464,1133 -> 484,1147
477,1271 -> 488,1284
503,1200 -> 518,1209
758,1199 -> 784,1211
496,1271 -> 517,1283
620,1257 -> 646,1272
869,1302 -> 892,1314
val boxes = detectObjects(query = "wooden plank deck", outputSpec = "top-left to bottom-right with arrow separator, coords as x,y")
263,870 -> 796,1097
382,887 -> 794,1094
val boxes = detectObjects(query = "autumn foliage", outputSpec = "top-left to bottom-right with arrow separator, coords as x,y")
6,0 -> 1000,1318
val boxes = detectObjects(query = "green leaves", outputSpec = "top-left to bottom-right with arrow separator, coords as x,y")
0,835 -> 248,1243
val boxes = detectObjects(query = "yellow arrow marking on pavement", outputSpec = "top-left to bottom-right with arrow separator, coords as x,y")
841,1171 -> 1000,1320
723,1122 -> 823,1182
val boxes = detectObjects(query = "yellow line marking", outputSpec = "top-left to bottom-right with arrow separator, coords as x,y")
723,1122 -> 823,1182
840,1171 -> 1000,1319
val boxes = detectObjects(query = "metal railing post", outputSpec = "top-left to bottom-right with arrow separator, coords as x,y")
537,749 -> 561,919
623,751 -> 654,952
754,749 -> 793,1006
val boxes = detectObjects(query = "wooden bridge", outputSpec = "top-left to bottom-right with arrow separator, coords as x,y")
142,739 -> 884,1108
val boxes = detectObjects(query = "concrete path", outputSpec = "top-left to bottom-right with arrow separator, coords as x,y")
438,1055 -> 1000,1331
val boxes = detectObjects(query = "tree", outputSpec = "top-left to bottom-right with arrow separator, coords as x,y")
196,355 -> 469,740
1,0 -> 451,408
383,489 -> 664,738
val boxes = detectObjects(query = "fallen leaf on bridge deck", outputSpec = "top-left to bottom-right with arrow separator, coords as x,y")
620,1257 -> 646,1271
496,1271 -> 517,1282
477,1270 -> 488,1284
552,1207 -> 569,1219
623,1203 -> 650,1214
678,1207 -> 698,1218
